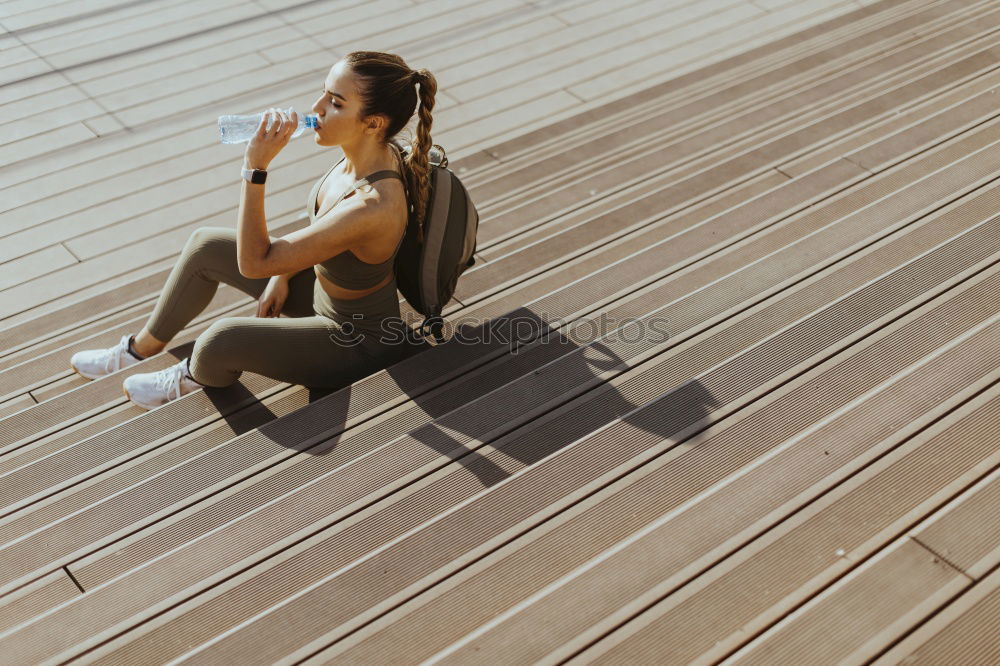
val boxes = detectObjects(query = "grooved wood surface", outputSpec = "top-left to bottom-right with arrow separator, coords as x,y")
1,0 -> 998,663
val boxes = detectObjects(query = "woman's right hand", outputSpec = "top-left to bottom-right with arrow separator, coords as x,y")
257,276 -> 289,318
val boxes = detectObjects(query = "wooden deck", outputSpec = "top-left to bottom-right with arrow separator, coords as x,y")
1,0 -> 998,663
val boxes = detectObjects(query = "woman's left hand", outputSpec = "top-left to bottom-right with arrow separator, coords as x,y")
244,107 -> 298,170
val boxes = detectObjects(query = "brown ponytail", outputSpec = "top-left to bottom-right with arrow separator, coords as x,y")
407,68 -> 436,243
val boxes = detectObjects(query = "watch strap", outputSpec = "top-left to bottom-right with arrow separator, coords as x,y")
241,167 -> 267,184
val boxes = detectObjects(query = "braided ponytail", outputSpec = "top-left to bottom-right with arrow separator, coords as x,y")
407,68 -> 437,243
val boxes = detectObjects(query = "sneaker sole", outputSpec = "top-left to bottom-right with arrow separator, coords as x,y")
123,384 -> 156,411
70,363 -> 103,381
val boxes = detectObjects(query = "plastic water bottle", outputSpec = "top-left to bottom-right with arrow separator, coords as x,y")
218,107 -> 319,144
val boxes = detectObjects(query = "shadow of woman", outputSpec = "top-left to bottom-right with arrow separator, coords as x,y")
249,305 -> 719,492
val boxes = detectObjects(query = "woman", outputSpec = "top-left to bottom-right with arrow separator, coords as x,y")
70,51 -> 437,410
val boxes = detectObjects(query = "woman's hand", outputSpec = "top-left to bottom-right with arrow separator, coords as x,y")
256,276 -> 289,318
244,107 -> 298,170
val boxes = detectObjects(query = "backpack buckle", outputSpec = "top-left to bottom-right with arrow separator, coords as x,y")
418,316 -> 446,344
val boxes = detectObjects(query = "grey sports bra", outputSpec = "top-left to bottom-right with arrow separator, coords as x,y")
307,148 -> 406,290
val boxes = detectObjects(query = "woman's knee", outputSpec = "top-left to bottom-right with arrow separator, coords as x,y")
184,227 -> 236,261
189,317 -> 251,386
196,316 -> 250,352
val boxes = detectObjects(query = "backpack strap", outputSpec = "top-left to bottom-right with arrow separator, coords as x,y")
331,170 -> 406,208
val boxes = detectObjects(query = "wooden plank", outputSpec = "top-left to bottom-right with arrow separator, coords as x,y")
76,18 -> 295,100
277,0 -> 515,40
0,282 -> 440,440
0,393 -> 33,420
446,0 -> 763,103
0,121 -> 94,167
4,0 -> 197,40
0,51 -> 55,87
62,154 -> 335,261
781,66 -> 1000,175
0,213 -> 308,355
0,188 -> 312,320
0,0 -> 976,592
0,243 -> 76,291
430,0 -> 701,101
96,51 -> 273,113
472,0 -> 929,164
0,81 -> 92,126
464,0 -> 948,183
571,0 -> 877,102
466,63 -> 1000,300
0,0 -> 560,220
0,0 -> 916,192
26,0 -> 250,59
0,568 -> 80,635
0,69 -> 72,107
476,59 -> 996,265
0,0 -> 79,18
0,260 -> 184,354
0,300 -> 164,372
93,0 -> 507,128
468,20 -> 1000,249
0,119 -> 268,224
0,0 -> 960,588
725,540 -> 969,665
0,44 -> 988,664
67,11 -> 299,86
872,565 -> 1000,666
476,0 -> 865,154
1,288 -> 250,401
0,42 -> 40,68
911,467 -> 1000,580
0,158 -> 842,482
554,0 -> 662,25
0,304 -> 282,454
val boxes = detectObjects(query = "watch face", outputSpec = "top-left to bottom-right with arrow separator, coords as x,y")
251,170 -> 267,184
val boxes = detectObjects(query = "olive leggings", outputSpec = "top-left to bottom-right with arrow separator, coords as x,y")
145,226 -> 426,389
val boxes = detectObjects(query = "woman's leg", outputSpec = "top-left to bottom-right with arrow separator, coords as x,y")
187,313 -> 403,389
135,226 -> 315,356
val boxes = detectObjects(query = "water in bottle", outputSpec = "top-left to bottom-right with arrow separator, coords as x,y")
218,107 -> 319,144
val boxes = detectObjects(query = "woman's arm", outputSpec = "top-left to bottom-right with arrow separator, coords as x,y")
237,108 -> 296,278
274,268 -> 305,282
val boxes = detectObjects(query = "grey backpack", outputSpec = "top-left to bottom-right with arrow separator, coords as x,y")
391,140 -> 479,343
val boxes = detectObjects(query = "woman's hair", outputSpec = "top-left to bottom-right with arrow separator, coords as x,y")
343,50 -> 437,243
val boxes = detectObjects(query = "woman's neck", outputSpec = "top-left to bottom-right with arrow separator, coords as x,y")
339,140 -> 395,179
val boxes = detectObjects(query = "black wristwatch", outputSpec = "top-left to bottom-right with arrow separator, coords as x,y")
241,166 -> 267,184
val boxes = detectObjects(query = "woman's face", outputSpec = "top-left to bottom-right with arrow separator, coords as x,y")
310,61 -> 377,147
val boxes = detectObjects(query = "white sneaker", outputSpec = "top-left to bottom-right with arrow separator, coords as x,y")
71,333 -> 145,380
123,357 -> 204,410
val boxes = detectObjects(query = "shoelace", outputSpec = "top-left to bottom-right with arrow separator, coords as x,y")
104,335 -> 132,374
154,361 -> 189,401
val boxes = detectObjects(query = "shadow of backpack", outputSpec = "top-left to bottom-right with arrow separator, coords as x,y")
391,141 -> 479,344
